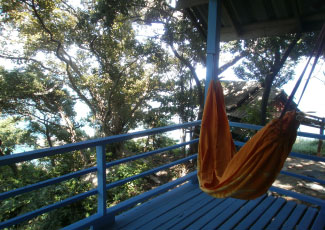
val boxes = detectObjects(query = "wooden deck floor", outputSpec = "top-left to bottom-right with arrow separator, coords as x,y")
108,181 -> 324,230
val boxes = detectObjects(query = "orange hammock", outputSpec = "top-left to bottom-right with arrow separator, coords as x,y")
198,81 -> 300,200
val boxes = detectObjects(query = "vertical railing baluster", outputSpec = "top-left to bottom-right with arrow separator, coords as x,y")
91,144 -> 112,229
96,145 -> 107,216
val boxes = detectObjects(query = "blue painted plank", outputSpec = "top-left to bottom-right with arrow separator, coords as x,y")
128,193 -> 211,230
61,213 -> 102,230
202,199 -> 248,230
235,142 -> 325,163
0,144 -> 199,202
219,195 -> 266,230
297,207 -> 318,230
169,196 -> 226,230
96,145 -> 107,216
106,139 -> 198,169
296,131 -> 325,140
250,197 -> 286,230
0,166 -> 97,200
155,193 -> 222,230
205,0 -> 221,97
113,182 -> 200,229
67,173 -> 197,230
235,196 -> 276,229
107,171 -> 197,216
289,152 -> 325,162
230,121 -> 325,140
133,191 -> 214,230
311,208 -> 325,230
106,154 -> 197,191
0,189 -> 97,229
0,142 -> 200,201
270,186 -> 325,207
266,201 -> 296,229
229,122 -> 262,131
1,119 -> 323,167
234,142 -> 325,163
281,204 -> 307,229
0,120 -> 201,166
186,198 -> 237,229
280,171 -> 325,185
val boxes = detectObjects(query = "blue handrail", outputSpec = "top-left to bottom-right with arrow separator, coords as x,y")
0,121 -> 200,229
0,121 -> 201,166
0,120 -> 324,229
0,139 -> 199,201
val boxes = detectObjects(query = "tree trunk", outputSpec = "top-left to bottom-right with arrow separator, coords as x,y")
260,74 -> 275,125
58,106 -> 90,165
45,124 -> 56,167
260,35 -> 300,125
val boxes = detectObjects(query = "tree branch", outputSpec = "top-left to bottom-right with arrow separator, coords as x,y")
260,34 -> 301,125
0,54 -> 53,71
170,44 -> 204,109
65,65 -> 97,115
25,0 -> 97,116
218,52 -> 247,74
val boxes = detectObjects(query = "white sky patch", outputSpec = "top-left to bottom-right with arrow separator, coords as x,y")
282,58 -> 325,117
133,23 -> 165,43
169,0 -> 176,8
2,1 -> 324,140
132,18 -> 325,136
196,54 -> 325,134
74,100 -> 95,137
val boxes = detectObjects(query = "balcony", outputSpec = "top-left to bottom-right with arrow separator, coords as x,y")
0,120 -> 324,229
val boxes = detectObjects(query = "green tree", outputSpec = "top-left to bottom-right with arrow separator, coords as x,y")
233,34 -> 316,125
0,2 -> 186,228
0,0 -> 172,158
0,66 -> 92,165
138,0 -> 247,123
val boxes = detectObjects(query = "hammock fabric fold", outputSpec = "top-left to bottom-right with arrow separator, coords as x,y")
198,81 -> 300,200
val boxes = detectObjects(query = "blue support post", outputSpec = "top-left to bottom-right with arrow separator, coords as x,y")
205,0 -> 221,99
96,145 -> 107,216
92,145 -> 113,229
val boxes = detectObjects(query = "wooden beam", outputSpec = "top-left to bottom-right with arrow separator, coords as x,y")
221,0 -> 241,37
185,8 -> 207,39
292,0 -> 303,31
219,14 -> 324,41
178,0 -> 325,41
176,0 -> 209,9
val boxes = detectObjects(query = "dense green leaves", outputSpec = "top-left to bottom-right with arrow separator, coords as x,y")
0,1 -> 195,228
231,34 -> 316,124
0,0 -> 318,228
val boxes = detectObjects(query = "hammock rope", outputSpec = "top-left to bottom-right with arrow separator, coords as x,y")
281,22 -> 325,116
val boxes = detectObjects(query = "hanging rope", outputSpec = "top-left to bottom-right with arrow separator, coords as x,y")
198,23 -> 325,200
281,22 -> 325,117
297,26 -> 325,105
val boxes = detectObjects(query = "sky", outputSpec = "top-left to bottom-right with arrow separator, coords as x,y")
196,56 -> 325,116
1,4 -> 324,137
209,56 -> 325,134
135,21 -> 325,120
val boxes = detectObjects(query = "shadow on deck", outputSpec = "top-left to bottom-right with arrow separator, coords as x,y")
108,179 -> 324,230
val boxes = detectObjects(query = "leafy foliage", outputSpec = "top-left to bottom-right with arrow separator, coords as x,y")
232,34 -> 316,124
0,0 -> 319,229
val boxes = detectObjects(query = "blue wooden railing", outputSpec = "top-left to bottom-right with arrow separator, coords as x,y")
0,120 -> 324,229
